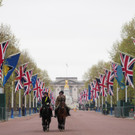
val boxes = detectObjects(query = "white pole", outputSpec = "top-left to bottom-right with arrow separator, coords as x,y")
99,96 -> 100,111
110,96 -> 112,108
11,81 -> 14,108
95,98 -> 97,107
11,77 -> 14,118
33,96 -> 35,113
19,89 -> 21,108
18,89 -> 21,117
102,95 -> 103,107
29,94 -> 31,115
117,86 -> 119,102
25,95 -> 26,108
29,94 -> 31,108
36,97 -> 37,112
125,86 -> 127,102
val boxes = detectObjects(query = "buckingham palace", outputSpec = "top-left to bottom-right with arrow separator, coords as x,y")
50,77 -> 85,104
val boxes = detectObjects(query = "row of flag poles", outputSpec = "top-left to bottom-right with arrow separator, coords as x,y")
0,41 -> 55,118
78,50 -> 135,114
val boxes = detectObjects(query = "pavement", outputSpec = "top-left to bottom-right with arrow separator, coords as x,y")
0,110 -> 135,135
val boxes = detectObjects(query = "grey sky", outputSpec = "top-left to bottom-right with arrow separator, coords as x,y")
0,0 -> 135,80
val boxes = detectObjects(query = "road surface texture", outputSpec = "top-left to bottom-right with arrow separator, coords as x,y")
0,110 -> 135,135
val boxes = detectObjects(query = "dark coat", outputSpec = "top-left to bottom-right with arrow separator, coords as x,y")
42,96 -> 51,106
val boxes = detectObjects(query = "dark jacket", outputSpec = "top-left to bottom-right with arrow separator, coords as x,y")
42,96 -> 51,106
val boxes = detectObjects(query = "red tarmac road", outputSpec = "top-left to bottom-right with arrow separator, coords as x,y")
0,110 -> 135,135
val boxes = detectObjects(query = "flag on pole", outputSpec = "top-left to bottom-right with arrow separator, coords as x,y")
31,74 -> 37,88
15,63 -> 28,92
112,62 -> 125,89
104,69 -> 115,96
120,52 -> 135,88
33,78 -> 40,98
93,80 -> 100,99
3,53 -> 20,86
99,74 -> 107,97
23,69 -> 33,95
0,41 -> 9,78
38,81 -> 44,101
88,84 -> 91,100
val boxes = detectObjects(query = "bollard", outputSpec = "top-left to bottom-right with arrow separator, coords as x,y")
18,108 -> 21,117
11,108 -> 14,118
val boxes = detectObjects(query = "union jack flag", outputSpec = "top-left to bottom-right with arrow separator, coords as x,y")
38,81 -> 44,101
104,69 -> 114,96
111,62 -> 118,77
33,78 -> 40,98
93,80 -> 100,99
15,63 -> 28,92
99,74 -> 107,97
120,52 -> 135,88
23,69 -> 33,95
0,41 -> 9,78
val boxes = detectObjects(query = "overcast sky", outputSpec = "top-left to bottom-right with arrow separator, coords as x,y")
0,0 -> 135,80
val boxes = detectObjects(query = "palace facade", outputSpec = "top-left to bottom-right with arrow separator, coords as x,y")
50,77 -> 85,103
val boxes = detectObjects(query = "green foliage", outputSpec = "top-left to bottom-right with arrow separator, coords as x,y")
0,0 -> 3,7
0,24 -> 51,109
83,17 -> 135,105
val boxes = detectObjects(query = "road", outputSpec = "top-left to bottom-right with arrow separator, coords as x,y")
0,110 -> 135,135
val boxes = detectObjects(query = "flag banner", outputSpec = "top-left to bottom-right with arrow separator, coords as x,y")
23,69 -> 33,95
33,78 -> 40,98
15,63 -> 28,92
104,69 -> 115,96
3,53 -> 20,86
99,74 -> 107,97
31,74 -> 37,89
88,84 -> 91,100
0,41 -> 9,78
112,62 -> 125,89
90,82 -> 94,101
120,52 -> 135,88
39,81 -> 44,101
93,80 -> 100,99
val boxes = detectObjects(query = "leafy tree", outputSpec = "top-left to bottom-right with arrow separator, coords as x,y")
0,24 -> 51,109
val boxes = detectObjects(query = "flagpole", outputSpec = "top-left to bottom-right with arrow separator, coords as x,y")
25,95 -> 27,116
117,84 -> 119,102
98,95 -> 100,112
36,97 -> 37,113
110,95 -> 112,115
11,74 -> 14,118
33,92 -> 35,113
105,96 -> 107,115
29,93 -> 31,115
125,86 -> 127,103
102,95 -> 103,111
18,89 -> 21,117
95,98 -> 97,111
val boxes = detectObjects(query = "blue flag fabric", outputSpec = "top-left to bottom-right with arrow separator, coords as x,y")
88,84 -> 91,100
31,74 -> 37,88
115,65 -> 125,89
3,53 -> 20,86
